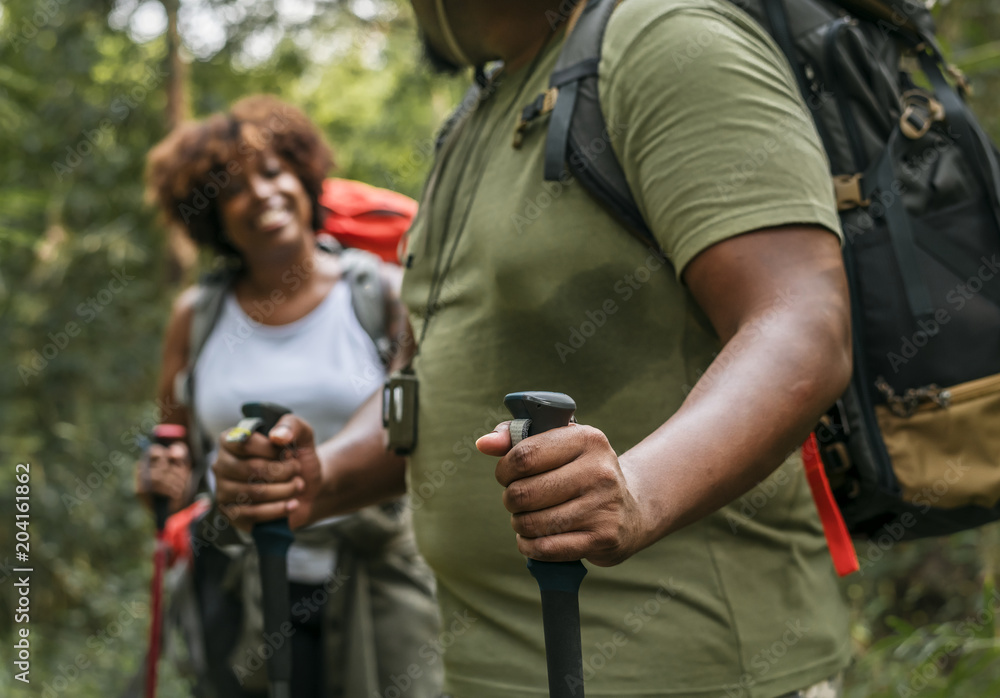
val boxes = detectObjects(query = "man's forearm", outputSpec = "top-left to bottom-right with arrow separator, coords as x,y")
312,389 -> 408,518
621,307 -> 851,546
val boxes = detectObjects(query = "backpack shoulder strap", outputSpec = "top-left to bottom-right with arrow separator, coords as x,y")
178,271 -> 233,482
188,274 -> 231,367
339,247 -> 393,365
537,0 -> 659,250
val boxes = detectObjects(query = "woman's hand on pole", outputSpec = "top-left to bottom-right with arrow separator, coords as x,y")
212,414 -> 322,530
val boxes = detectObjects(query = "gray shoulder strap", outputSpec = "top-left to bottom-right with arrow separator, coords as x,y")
339,248 -> 393,365
189,280 -> 230,367
178,275 -> 231,481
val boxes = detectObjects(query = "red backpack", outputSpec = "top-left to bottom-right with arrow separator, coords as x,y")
320,178 -> 417,264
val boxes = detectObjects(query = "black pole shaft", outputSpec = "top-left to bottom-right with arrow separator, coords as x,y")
538,589 -> 585,696
242,402 -> 294,698
504,392 -> 587,698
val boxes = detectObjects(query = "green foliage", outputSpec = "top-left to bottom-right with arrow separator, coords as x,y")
0,0 -> 998,695
843,525 -> 1000,695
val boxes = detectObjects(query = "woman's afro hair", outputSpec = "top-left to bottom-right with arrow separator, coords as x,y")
145,95 -> 334,259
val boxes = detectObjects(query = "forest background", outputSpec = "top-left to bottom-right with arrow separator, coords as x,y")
1,0 -> 999,696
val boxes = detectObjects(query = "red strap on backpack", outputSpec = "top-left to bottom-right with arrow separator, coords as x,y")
163,498 -> 210,567
320,178 -> 418,264
802,433 -> 858,576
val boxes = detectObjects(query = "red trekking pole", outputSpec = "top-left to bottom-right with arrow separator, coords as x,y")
142,423 -> 187,698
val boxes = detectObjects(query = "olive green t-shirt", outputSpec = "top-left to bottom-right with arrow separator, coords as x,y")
399,1 -> 850,696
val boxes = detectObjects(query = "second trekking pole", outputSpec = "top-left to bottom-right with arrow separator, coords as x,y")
504,391 -> 587,698
143,423 -> 187,698
229,401 -> 294,698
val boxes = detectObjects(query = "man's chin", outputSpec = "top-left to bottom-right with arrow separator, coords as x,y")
420,32 -> 464,75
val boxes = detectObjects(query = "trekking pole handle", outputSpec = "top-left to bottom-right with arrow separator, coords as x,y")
504,392 -> 587,698
239,402 -> 294,698
147,424 -> 188,533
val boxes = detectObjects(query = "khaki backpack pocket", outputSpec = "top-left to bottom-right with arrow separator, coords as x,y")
876,373 -> 1000,509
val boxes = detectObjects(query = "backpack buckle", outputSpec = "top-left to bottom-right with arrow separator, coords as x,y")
876,376 -> 951,418
947,64 -> 973,97
832,173 -> 869,211
900,90 -> 945,140
513,88 -> 559,148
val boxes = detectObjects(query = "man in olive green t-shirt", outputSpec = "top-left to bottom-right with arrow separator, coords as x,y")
214,1 -> 853,696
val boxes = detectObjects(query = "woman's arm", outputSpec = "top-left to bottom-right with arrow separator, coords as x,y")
136,287 -> 199,510
210,264 -> 415,529
156,286 -> 198,427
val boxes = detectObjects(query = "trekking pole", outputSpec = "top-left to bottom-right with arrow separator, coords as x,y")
504,392 -> 587,698
229,402 -> 294,698
143,423 -> 188,698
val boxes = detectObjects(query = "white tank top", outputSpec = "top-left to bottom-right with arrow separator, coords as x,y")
194,279 -> 385,582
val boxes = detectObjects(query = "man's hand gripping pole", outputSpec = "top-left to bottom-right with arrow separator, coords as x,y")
504,391 -> 587,698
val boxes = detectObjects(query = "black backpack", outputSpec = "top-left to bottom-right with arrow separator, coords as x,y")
508,0 -> 1000,541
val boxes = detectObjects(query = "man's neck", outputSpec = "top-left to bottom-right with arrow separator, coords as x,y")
460,0 -> 575,72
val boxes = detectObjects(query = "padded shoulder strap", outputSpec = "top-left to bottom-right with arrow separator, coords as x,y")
180,272 -> 233,482
188,278 -> 231,370
340,247 -> 393,365
542,0 -> 659,250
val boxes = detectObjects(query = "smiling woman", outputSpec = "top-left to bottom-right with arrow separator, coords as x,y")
146,95 -> 332,262
138,95 -> 441,697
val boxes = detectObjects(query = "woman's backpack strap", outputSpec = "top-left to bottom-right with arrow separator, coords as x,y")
339,247 -> 393,365
178,271 -> 234,484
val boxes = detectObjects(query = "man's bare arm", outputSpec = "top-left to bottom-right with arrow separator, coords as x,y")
478,225 -> 851,565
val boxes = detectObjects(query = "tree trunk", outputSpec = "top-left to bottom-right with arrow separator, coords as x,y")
161,0 -> 198,282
